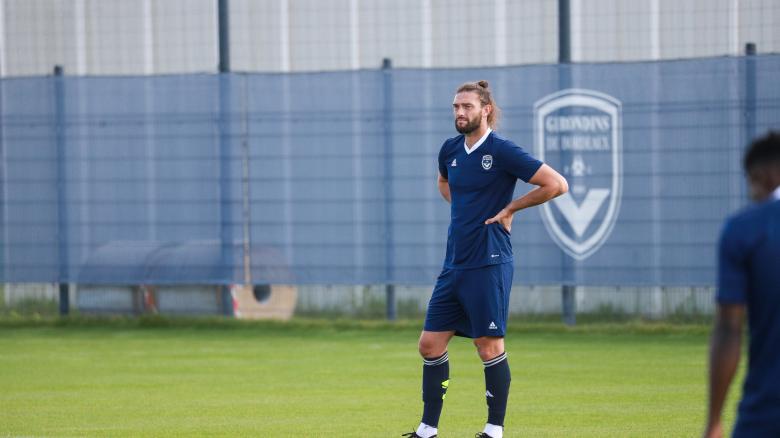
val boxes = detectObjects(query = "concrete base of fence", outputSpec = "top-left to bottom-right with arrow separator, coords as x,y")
4,283 -> 714,320
294,284 -> 716,319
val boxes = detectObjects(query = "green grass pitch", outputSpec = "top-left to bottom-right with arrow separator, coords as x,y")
0,319 -> 741,437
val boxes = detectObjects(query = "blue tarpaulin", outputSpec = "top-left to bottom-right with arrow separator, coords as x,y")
1,55 -> 778,286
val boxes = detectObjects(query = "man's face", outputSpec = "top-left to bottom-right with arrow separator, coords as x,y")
747,166 -> 778,201
747,162 -> 780,202
452,92 -> 488,135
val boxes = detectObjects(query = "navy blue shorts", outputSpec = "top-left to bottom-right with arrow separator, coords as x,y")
424,262 -> 513,339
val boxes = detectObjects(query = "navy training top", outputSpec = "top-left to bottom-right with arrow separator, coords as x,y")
717,193 -> 780,426
438,130 -> 543,269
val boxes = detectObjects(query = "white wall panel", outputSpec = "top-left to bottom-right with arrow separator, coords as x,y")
1,0 -> 779,77
429,0 -> 496,68
230,0 -> 284,72
740,0 -> 780,54
153,0 -> 217,74
4,0 -> 75,76
83,0 -> 146,75
506,0 -> 557,65
578,0 -> 657,62
358,0 -> 424,69
659,0 -> 734,60
288,0 -> 351,71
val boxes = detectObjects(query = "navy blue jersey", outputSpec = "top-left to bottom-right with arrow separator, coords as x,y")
717,194 -> 780,426
438,130 -> 542,269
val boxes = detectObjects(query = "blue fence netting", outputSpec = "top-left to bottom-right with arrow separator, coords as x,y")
1,55 -> 779,286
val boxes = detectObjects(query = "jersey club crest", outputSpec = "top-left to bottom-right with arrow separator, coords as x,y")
534,89 -> 622,260
481,154 -> 493,170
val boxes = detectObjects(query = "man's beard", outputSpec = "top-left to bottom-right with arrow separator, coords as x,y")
455,115 -> 481,134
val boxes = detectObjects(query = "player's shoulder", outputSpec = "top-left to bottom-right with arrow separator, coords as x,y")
727,199 -> 778,226
490,132 -> 525,151
440,135 -> 464,153
722,199 -> 778,242
489,132 -> 534,159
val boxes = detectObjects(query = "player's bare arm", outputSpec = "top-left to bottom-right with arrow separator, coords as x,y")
485,164 -> 568,232
437,171 -> 451,203
703,304 -> 745,438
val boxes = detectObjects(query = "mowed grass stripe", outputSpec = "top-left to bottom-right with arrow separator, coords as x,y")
0,323 -> 741,437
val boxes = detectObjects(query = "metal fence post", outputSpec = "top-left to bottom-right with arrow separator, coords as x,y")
744,43 -> 756,144
558,0 -> 570,66
558,0 -> 576,326
382,58 -> 396,321
0,62 -> 5,286
218,0 -> 230,74
54,65 -> 69,316
218,0 -> 234,316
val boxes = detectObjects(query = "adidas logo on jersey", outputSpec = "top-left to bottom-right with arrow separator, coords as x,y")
489,321 -> 498,330
451,159 -> 457,167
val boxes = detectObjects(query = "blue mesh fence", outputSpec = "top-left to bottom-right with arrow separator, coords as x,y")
1,55 -> 779,286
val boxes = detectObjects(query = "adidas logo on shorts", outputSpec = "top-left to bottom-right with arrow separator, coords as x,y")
489,321 -> 498,330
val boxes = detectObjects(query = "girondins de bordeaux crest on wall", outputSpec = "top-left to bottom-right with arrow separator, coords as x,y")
534,89 -> 622,260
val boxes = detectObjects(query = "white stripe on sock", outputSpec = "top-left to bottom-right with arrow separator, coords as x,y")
423,352 -> 449,366
483,352 -> 507,368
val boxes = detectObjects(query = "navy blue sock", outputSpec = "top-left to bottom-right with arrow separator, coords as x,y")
483,351 -> 510,426
421,352 -> 449,428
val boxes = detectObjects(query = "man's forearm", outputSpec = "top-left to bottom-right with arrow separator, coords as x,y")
504,184 -> 562,214
706,324 -> 742,429
438,180 -> 451,203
